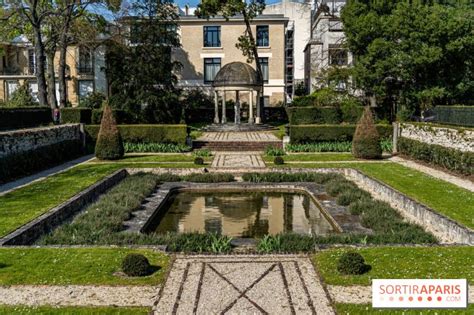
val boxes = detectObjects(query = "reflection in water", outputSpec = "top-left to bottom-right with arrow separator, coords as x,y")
149,192 -> 335,238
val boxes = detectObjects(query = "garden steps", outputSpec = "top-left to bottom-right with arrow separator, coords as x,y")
194,131 -> 282,151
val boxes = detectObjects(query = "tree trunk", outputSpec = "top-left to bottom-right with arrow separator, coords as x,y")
33,27 -> 48,106
58,34 -> 68,108
46,52 -> 57,108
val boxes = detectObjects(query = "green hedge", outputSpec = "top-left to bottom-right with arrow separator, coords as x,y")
0,107 -> 51,130
0,140 -> 84,184
287,107 -> 342,124
398,137 -> 473,175
434,105 -> 474,127
60,108 -> 92,124
91,109 -> 131,124
85,125 -> 187,147
290,124 -> 392,144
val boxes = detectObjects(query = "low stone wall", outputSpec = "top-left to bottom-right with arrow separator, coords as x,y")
0,169 -> 128,246
0,124 -> 82,158
399,123 -> 474,152
344,168 -> 474,245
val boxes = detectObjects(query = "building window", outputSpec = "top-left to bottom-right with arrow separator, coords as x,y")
28,81 -> 39,102
258,57 -> 269,83
78,80 -> 94,100
256,25 -> 269,47
28,49 -> 35,75
78,47 -> 93,75
328,19 -> 343,32
203,26 -> 221,47
329,47 -> 348,66
6,80 -> 19,100
204,58 -> 221,84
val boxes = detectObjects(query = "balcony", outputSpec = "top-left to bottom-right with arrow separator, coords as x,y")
77,65 -> 94,75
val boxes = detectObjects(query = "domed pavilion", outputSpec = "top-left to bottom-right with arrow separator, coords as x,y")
212,62 -> 263,124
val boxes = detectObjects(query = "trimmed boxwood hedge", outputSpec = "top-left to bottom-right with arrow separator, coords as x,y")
85,124 -> 187,146
290,124 -> 392,144
60,108 -> 92,124
434,105 -> 474,127
398,137 -> 473,175
0,107 -> 51,130
287,107 -> 342,125
0,139 -> 84,184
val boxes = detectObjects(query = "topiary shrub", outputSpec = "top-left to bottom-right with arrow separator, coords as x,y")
194,157 -> 204,165
337,251 -> 370,275
122,254 -> 152,277
274,156 -> 284,165
95,104 -> 124,160
352,107 -> 382,159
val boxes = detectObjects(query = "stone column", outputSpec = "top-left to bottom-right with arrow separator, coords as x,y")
221,91 -> 227,124
235,90 -> 241,124
214,91 -> 220,124
248,90 -> 254,124
255,91 -> 262,124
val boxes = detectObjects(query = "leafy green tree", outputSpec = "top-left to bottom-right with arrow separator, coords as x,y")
341,1 -> 474,119
5,83 -> 39,108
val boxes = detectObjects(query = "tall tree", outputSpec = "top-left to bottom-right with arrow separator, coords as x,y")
341,1 -> 474,119
195,0 -> 266,100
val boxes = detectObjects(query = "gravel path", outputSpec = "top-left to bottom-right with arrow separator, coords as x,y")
390,156 -> 474,192
154,254 -> 335,314
0,285 -> 158,307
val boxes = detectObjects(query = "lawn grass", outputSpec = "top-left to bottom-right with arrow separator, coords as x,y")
274,162 -> 474,229
263,153 -> 356,162
0,247 -> 169,286
0,164 -> 118,238
313,246 -> 474,286
0,306 -> 150,315
335,303 -> 474,314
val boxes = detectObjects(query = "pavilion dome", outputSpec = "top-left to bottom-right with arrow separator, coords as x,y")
212,62 -> 262,88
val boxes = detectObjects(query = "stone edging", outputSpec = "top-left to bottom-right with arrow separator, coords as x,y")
0,169 -> 128,246
344,168 -> 474,245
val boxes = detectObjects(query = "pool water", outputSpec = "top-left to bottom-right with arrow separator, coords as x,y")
146,191 -> 335,238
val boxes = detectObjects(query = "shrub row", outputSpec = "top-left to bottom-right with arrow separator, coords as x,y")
286,141 -> 352,152
0,107 -> 51,130
84,125 -> 187,146
434,105 -> 474,127
0,140 -> 83,184
289,124 -> 392,144
398,137 -> 473,175
286,106 -> 364,125
124,142 -> 191,153
60,107 -> 131,124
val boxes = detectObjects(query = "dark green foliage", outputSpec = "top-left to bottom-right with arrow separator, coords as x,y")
95,105 -> 124,160
325,179 -> 358,197
122,254 -> 151,277
124,143 -> 191,153
92,109 -> 131,124
164,233 -> 232,253
273,156 -> 284,165
182,89 -> 214,123
336,189 -> 371,206
257,234 -> 315,253
265,145 -> 285,156
0,107 -> 51,130
60,108 -> 92,124
193,149 -> 212,157
398,137 -> 473,175
80,92 -> 106,109
242,172 -> 343,184
85,125 -> 187,146
337,252 -> 370,275
352,107 -> 382,159
289,125 -> 391,144
434,106 -> 474,127
287,107 -> 342,125
348,199 -> 373,215
194,157 -> 204,165
4,84 -> 38,108
294,81 -> 307,96
0,140 -> 83,184
340,100 -> 364,123
183,173 -> 235,183
155,173 -> 182,183
286,141 -> 352,152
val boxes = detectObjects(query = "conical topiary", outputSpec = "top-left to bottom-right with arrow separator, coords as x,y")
95,103 -> 124,160
352,106 -> 382,159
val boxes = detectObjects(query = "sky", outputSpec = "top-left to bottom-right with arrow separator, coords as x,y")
175,0 -> 281,7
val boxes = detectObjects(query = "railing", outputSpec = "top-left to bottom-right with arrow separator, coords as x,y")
77,66 -> 94,75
